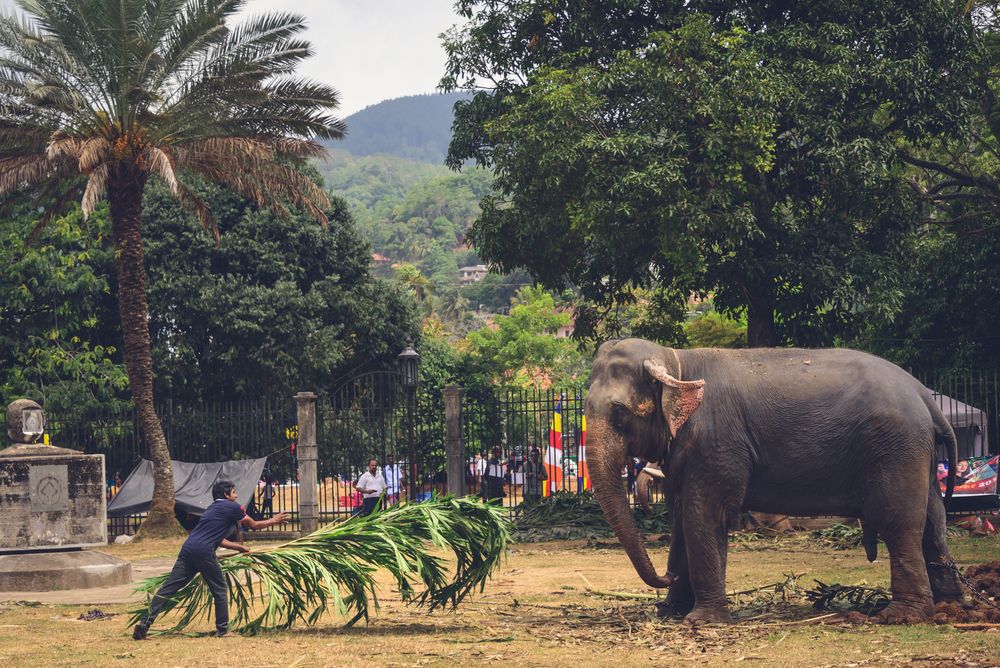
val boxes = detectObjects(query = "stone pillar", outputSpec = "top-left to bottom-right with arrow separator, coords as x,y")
294,392 -> 318,535
443,385 -> 465,497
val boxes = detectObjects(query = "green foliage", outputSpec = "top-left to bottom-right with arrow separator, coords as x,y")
141,180 -> 418,402
464,287 -> 589,387
314,150 -> 492,270
513,490 -> 670,542
684,310 -> 747,349
129,496 -> 511,634
578,287 -> 688,347
444,1 -> 982,346
0,205 -> 127,412
810,523 -> 865,551
460,270 -> 532,314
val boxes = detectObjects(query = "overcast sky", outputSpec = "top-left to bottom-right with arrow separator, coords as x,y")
0,0 -> 463,117
247,0 -> 462,117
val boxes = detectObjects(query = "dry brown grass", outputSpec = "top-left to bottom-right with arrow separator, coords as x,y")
1,536 -> 999,667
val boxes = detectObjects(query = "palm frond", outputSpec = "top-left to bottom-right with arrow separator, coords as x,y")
128,495 -> 511,635
80,162 -> 107,218
147,146 -> 179,194
0,153 -> 70,194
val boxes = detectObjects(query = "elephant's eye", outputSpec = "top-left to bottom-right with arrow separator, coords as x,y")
611,403 -> 629,432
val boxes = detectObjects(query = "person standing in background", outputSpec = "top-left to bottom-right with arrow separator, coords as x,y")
355,459 -> 387,517
384,454 -> 404,505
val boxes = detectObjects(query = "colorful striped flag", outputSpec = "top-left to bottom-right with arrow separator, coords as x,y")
578,414 -> 590,492
543,397 -> 564,496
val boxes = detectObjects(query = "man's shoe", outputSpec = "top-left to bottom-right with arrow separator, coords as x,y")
215,630 -> 228,637
132,624 -> 148,640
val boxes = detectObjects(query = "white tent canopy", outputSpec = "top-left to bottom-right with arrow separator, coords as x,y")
929,392 -> 989,458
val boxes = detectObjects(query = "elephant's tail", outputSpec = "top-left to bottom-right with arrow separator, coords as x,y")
922,392 -> 958,507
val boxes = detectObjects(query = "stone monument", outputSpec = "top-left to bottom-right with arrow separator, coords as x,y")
0,399 -> 131,591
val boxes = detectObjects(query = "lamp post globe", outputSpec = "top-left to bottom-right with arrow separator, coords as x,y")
397,339 -> 420,389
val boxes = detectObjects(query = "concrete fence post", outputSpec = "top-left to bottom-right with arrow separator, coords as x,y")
294,391 -> 318,535
443,385 -> 465,497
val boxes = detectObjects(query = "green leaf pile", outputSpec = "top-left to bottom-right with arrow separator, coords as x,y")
129,495 -> 510,635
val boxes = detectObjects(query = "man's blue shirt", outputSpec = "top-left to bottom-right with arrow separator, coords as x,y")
181,499 -> 246,556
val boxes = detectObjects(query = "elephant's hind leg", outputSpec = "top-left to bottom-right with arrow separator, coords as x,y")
869,495 -> 935,623
923,484 -> 963,603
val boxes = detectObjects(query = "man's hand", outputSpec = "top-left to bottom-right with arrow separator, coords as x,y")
272,511 -> 290,524
220,538 -> 250,554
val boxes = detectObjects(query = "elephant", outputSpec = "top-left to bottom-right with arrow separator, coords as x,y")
585,338 -> 963,625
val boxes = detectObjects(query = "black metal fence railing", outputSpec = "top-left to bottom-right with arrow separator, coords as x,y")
914,370 -> 998,460
47,398 -> 299,536
42,367 -> 999,538
462,387 -> 590,510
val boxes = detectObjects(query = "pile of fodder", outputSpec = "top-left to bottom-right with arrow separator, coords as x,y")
809,523 -> 865,550
512,491 -> 670,542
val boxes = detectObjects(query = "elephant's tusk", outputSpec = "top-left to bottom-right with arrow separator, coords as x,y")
643,465 -> 666,479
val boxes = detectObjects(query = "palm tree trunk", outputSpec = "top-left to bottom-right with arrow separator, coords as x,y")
109,165 -> 184,538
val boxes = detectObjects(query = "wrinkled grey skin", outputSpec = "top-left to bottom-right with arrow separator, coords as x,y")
585,339 -> 962,625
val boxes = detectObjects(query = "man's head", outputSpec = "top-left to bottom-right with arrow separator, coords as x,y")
491,446 -> 502,458
387,454 -> 395,465
212,480 -> 237,501
368,459 -> 378,474
530,448 -> 541,462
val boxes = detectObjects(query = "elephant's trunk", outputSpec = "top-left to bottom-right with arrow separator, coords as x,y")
589,416 -> 674,589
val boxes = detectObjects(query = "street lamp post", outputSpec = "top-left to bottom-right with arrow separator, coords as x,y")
397,339 -> 420,501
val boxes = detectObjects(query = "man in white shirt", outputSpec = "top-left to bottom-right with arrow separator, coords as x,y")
475,451 -> 487,494
383,454 -> 404,505
355,459 -> 387,517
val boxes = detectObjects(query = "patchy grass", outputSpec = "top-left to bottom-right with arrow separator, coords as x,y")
1,536 -> 999,666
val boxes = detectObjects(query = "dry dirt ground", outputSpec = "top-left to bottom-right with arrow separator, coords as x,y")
1,535 -> 999,667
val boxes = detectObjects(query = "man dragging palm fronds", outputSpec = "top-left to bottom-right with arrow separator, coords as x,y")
133,480 -> 287,639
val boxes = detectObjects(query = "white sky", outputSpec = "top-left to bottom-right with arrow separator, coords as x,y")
0,0 -> 463,117
246,0 -> 461,116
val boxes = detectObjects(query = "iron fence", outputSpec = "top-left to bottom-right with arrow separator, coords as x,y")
47,398 -> 298,536
914,369 -> 998,459
41,367 -> 999,538
315,372 -> 447,522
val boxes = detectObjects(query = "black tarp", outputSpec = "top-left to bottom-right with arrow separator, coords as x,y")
108,458 -> 267,517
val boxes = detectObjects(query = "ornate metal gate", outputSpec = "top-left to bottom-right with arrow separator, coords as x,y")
317,370 -> 444,520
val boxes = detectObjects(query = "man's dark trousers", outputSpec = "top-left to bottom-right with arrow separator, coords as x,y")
141,550 -> 230,633
355,496 -> 379,517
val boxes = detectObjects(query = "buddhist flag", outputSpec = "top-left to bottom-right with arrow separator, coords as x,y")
544,397 -> 564,496
578,414 -> 590,492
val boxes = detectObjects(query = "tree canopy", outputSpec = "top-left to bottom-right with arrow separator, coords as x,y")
443,1 -> 983,347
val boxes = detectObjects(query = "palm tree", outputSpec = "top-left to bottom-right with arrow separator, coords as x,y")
0,0 -> 344,536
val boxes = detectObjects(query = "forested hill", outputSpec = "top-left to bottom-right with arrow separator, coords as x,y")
330,92 -> 471,164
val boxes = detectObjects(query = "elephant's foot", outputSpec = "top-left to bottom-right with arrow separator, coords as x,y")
874,601 -> 933,625
683,605 -> 733,626
655,597 -> 693,619
928,564 -> 964,603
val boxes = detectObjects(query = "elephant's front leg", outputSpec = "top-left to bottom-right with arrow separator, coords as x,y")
656,499 -> 694,618
681,491 -> 733,624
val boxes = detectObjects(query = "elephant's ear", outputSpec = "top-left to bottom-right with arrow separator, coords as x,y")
643,359 -> 705,438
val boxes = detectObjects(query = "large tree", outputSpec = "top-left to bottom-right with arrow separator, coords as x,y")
0,0 -> 343,536
140,179 -> 418,403
442,1 -> 981,346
